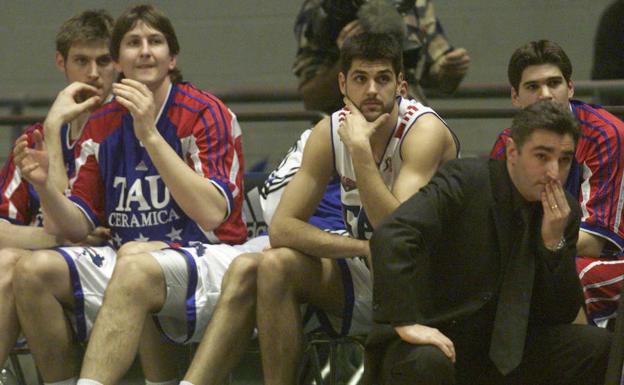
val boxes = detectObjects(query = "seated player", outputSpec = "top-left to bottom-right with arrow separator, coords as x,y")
259,31 -> 459,384
12,5 -> 245,385
0,9 -> 115,368
490,40 -> 624,328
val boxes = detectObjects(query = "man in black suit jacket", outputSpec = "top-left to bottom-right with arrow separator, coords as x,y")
370,100 -> 612,385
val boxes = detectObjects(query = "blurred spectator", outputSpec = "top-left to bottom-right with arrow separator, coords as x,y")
293,0 -> 470,113
592,0 -> 624,105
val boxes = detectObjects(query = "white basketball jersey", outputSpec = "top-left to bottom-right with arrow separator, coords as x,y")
330,97 -> 451,240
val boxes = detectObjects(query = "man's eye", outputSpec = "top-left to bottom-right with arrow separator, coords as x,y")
548,80 -> 562,88
97,57 -> 112,66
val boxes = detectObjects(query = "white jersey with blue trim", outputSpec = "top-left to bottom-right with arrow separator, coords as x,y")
330,97 -> 449,240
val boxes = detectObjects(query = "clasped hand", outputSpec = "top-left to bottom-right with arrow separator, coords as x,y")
45,82 -> 102,130
338,97 -> 389,153
14,129 -> 48,188
540,179 -> 570,248
113,78 -> 157,143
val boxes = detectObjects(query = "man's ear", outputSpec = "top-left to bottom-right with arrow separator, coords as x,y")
567,79 -> 574,99
168,55 -> 177,71
338,71 -> 347,96
55,51 -> 66,73
506,136 -> 518,163
511,87 -> 522,108
396,72 -> 406,96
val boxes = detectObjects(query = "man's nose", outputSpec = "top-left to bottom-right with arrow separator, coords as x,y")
140,39 -> 151,56
88,61 -> 98,79
546,159 -> 559,179
539,84 -> 553,100
366,80 -> 378,95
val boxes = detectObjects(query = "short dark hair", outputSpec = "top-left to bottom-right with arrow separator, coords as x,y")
111,4 -> 182,83
511,100 -> 580,150
56,10 -> 113,60
508,40 -> 573,91
339,32 -> 403,77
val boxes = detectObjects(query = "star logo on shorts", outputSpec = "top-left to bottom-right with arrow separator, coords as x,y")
166,227 -> 183,242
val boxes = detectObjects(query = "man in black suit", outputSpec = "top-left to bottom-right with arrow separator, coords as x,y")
370,100 -> 612,385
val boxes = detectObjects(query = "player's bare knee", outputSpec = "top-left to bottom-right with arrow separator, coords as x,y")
257,248 -> 300,290
110,253 -> 164,304
0,248 -> 26,288
13,249 -> 65,293
117,241 -> 146,258
222,253 -> 261,300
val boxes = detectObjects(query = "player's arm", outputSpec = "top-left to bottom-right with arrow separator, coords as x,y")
0,221 -> 60,249
342,99 -> 454,227
43,82 -> 103,193
270,119 -> 369,258
576,122 -> 624,257
577,232 -> 607,257
13,134 -> 94,242
113,79 -> 228,231
391,114 -> 457,202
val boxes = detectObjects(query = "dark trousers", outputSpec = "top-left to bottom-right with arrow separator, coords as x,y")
376,324 -> 612,385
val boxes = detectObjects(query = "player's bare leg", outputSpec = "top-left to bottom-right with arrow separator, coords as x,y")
80,252 -> 166,385
184,253 -> 261,385
0,248 -> 26,366
257,248 -> 345,385
139,317 -> 184,382
13,250 -> 80,381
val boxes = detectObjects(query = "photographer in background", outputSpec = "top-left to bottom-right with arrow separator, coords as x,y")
293,0 -> 470,113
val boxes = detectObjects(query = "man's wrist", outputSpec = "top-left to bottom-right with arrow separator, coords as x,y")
544,236 -> 566,252
43,116 -> 64,133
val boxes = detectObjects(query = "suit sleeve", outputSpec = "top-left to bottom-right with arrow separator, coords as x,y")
532,194 -> 583,324
371,159 -> 470,325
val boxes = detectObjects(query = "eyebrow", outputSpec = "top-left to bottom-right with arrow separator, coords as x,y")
522,76 -> 564,86
350,69 -> 394,76
124,32 -> 164,40
532,146 -> 575,156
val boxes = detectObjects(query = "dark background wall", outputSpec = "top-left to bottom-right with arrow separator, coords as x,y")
0,0 -> 614,166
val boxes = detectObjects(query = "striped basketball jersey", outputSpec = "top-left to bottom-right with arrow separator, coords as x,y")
260,128 -> 344,232
490,100 -> 624,253
0,122 -> 76,226
331,97 -> 455,239
69,82 -> 246,248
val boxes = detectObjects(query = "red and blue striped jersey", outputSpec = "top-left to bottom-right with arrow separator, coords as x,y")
68,82 -> 246,248
490,100 -> 624,254
0,122 -> 76,226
